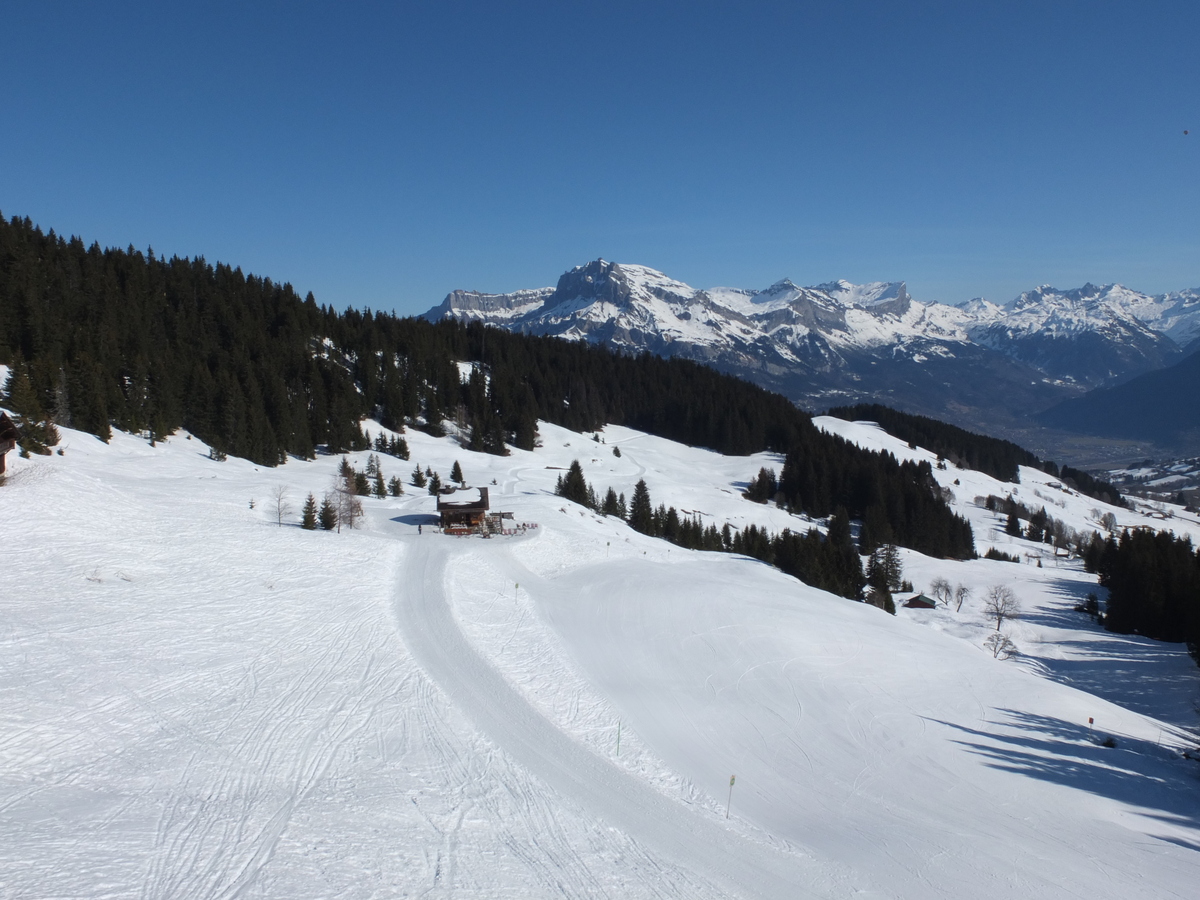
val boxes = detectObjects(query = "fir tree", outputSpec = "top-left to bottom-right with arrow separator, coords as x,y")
318,493 -> 337,530
450,460 -> 464,484
301,493 -> 318,530
388,475 -> 403,496
556,460 -> 590,506
412,464 -> 426,487
5,367 -> 59,454
428,471 -> 442,495
629,479 -> 653,533
373,469 -> 386,498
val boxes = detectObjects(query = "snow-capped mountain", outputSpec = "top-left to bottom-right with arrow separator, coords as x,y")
963,283 -> 1192,386
424,261 -> 1200,438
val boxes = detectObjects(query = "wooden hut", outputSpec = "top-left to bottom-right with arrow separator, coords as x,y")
0,413 -> 18,476
437,487 -> 490,534
904,594 -> 937,609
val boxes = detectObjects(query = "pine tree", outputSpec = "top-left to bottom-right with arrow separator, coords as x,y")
1005,511 -> 1022,537
373,469 -> 386,498
556,460 -> 590,506
412,464 -> 427,487
428,471 -> 442,495
302,493 -> 318,529
885,545 -> 903,590
450,460 -> 464,484
388,475 -> 403,496
318,493 -> 337,530
354,471 -> 371,495
5,368 -> 59,454
629,479 -> 653,533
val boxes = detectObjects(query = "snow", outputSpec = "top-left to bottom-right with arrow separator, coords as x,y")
3,417 -> 1199,898
429,265 -> 1200,384
817,278 -> 907,309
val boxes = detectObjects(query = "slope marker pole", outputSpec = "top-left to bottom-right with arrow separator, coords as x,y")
616,719 -> 621,756
726,774 -> 735,818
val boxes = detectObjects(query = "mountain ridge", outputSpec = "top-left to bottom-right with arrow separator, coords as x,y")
424,260 -> 1200,448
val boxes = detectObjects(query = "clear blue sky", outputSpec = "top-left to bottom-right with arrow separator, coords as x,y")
2,1 -> 1196,314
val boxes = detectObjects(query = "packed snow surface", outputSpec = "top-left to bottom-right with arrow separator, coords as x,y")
2,415 -> 1199,898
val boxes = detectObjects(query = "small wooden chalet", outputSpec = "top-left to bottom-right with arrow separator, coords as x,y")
437,486 -> 490,533
904,594 -> 937,609
0,413 -> 18,476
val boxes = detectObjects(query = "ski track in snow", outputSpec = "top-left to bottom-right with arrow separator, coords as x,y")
393,537 -> 832,900
3,419 -> 1200,898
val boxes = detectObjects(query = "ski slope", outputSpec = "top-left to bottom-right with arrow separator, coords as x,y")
2,416 -> 1198,898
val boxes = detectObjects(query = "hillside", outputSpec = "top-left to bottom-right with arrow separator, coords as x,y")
3,412 -> 1198,899
0,213 -> 976,561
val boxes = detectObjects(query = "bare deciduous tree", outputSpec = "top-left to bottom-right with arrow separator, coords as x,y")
983,585 -> 1019,631
953,583 -> 972,612
929,577 -> 953,607
271,485 -> 291,527
984,632 -> 1016,659
334,469 -> 363,531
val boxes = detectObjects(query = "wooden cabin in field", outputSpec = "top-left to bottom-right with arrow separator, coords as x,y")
437,486 -> 490,534
0,413 -> 18,476
904,594 -> 937,609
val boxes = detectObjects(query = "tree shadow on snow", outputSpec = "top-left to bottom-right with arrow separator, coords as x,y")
1018,577 -> 1200,727
931,709 -> 1200,832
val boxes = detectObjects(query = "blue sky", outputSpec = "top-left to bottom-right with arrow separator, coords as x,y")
2,1 -> 1196,314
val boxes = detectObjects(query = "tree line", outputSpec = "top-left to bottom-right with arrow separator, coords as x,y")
827,403 -> 1125,507
2,211 -> 972,561
1087,528 -> 1200,664
557,459 -> 896,602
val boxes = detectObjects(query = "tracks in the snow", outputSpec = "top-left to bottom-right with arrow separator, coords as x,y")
393,538 -> 825,900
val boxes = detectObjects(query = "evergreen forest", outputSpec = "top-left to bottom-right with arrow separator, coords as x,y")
826,403 -> 1125,506
1,212 -> 973,560
1089,528 -> 1200,662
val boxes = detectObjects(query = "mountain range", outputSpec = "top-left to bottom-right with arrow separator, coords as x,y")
424,260 -> 1200,458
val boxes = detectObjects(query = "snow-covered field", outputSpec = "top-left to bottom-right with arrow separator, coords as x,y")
2,414 -> 1199,898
